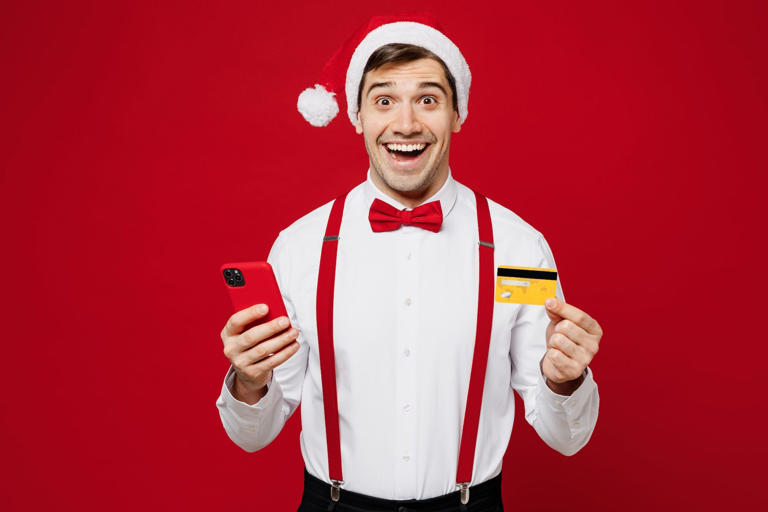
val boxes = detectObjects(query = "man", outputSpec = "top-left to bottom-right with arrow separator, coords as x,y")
217,15 -> 602,512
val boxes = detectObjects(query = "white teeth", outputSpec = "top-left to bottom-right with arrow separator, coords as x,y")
386,143 -> 426,152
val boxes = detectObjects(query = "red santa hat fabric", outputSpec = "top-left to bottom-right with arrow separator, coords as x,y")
297,14 -> 471,127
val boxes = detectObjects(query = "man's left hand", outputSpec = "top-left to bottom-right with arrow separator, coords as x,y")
541,298 -> 603,395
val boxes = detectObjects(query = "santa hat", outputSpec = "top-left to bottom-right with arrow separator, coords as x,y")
296,14 -> 471,127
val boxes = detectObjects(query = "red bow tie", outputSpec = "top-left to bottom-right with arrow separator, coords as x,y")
368,198 -> 443,233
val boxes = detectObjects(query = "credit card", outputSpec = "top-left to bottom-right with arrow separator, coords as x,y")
495,266 -> 558,305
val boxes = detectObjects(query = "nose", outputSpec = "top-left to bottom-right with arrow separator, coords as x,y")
391,102 -> 422,135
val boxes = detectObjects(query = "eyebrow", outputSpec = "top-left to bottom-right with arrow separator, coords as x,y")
365,81 -> 449,98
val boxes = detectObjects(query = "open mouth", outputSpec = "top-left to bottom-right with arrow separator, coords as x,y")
384,142 -> 430,162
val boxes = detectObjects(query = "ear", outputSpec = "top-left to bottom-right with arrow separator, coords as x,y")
355,111 -> 363,134
451,110 -> 461,133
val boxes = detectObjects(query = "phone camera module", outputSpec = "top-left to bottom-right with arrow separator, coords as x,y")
223,267 -> 245,287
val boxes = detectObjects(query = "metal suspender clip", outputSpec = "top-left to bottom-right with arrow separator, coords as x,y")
478,240 -> 494,249
330,480 -> 344,502
323,235 -> 340,242
458,482 -> 470,504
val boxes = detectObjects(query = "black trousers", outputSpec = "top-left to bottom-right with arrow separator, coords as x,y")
297,467 -> 504,512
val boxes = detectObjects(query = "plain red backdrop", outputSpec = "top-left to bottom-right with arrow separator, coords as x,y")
1,1 -> 766,510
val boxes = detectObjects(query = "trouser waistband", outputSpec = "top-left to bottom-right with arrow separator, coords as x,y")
300,467 -> 503,512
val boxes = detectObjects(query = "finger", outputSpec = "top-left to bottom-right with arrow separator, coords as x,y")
553,318 -> 600,358
249,336 -> 302,374
542,349 -> 568,382
239,315 -> 291,351
545,298 -> 601,336
544,300 -> 563,324
554,318 -> 600,356
554,319 -> 593,348
548,332 -> 577,359
546,347 -> 582,380
241,327 -> 299,365
548,333 -> 591,367
223,304 -> 270,337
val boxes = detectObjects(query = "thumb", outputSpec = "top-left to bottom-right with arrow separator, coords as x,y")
545,297 -> 563,323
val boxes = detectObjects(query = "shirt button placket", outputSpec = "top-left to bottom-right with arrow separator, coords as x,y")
396,240 -> 418,496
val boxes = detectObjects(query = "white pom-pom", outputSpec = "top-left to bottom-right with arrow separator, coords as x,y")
297,84 -> 339,127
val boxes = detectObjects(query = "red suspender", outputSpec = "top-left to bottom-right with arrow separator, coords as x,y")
316,190 -> 494,505
456,190 -> 494,504
316,192 -> 348,501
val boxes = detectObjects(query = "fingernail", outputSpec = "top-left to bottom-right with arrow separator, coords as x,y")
279,317 -> 289,327
256,304 -> 267,313
545,298 -> 557,309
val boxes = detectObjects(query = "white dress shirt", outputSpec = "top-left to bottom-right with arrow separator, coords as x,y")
216,170 -> 599,500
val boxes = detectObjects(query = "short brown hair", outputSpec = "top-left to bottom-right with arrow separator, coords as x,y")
356,43 -> 458,112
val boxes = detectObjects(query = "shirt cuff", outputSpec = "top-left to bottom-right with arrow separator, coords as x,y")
221,364 -> 280,412
534,366 -> 599,449
537,366 -> 597,409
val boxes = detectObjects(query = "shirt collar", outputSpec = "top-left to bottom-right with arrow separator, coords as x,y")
363,168 -> 458,219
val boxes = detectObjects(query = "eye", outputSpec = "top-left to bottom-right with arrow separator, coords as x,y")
375,97 -> 392,106
421,96 -> 437,105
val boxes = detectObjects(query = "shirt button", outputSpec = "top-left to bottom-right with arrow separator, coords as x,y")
403,404 -> 411,412
404,297 -> 412,306
403,348 -> 410,357
407,252 -> 412,260
402,455 -> 410,462
573,421 -> 581,428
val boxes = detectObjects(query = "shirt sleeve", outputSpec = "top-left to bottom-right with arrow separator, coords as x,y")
215,231 -> 309,452
508,234 -> 600,456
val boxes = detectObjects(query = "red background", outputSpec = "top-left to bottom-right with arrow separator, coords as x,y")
1,1 -> 766,510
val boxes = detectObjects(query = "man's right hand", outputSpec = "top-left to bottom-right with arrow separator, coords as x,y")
221,304 -> 300,405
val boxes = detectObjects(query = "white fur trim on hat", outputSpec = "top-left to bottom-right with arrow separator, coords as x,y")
297,84 -> 340,127
344,21 -> 471,126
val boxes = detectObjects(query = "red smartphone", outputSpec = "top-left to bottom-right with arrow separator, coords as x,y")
220,261 -> 290,333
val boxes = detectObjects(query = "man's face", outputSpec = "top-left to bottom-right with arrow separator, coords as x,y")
355,58 -> 461,203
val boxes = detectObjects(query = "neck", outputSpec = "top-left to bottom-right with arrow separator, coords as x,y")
370,167 -> 449,209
